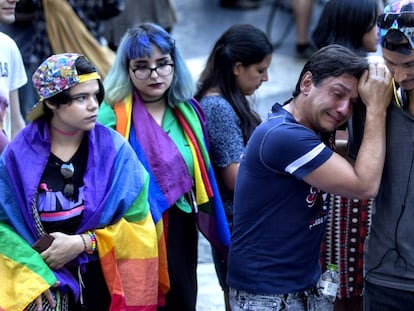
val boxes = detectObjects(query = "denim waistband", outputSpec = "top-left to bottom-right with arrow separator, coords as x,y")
230,286 -> 319,300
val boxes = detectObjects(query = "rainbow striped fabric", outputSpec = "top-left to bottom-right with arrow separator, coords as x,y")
98,93 -> 231,260
0,120 -> 159,310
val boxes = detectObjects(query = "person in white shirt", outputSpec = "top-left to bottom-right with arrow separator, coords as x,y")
0,0 -> 27,139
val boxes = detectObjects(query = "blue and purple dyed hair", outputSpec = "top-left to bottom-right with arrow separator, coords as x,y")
104,23 -> 194,106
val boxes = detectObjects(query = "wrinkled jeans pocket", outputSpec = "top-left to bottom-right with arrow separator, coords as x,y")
229,287 -> 334,311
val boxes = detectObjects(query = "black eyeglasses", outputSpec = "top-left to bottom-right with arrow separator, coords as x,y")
61,163 -> 74,200
130,63 -> 174,80
377,12 -> 414,29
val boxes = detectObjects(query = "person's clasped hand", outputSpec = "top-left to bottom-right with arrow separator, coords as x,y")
40,232 -> 85,270
31,232 -> 85,309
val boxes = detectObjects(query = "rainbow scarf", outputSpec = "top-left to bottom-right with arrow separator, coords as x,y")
0,120 -> 159,310
100,92 -> 230,257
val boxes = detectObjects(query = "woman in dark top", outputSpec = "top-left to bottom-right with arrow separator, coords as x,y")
195,23 -> 273,311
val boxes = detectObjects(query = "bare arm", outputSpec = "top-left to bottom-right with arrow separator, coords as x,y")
303,61 -> 392,199
219,162 -> 240,191
9,89 -> 25,139
292,0 -> 315,44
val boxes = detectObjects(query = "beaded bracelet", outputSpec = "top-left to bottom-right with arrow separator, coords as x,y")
86,230 -> 96,255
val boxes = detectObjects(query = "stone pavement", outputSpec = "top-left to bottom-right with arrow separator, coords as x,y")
169,0 -> 325,309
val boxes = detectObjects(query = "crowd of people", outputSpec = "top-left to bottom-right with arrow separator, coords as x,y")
1,0 -> 414,310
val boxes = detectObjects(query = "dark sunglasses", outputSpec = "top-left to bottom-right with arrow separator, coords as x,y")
377,12 -> 414,29
60,163 -> 74,200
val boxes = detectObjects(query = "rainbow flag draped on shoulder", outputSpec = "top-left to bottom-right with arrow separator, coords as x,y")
98,92 -> 230,259
0,120 -> 159,310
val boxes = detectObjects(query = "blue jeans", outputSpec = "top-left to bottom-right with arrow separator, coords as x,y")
364,280 -> 414,311
229,287 -> 334,311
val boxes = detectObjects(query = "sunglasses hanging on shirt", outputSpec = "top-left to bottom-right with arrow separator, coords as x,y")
60,162 -> 75,200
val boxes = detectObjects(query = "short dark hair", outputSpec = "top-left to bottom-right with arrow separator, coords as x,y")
292,44 -> 368,97
43,56 -> 104,120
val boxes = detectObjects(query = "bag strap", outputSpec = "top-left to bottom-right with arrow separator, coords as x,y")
27,193 -> 70,311
31,193 -> 46,237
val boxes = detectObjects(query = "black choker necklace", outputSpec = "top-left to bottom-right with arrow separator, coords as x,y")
142,95 -> 165,104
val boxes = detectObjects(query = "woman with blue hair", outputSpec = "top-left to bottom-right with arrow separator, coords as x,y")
98,22 -> 230,310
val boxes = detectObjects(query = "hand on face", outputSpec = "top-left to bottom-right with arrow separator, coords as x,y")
358,58 -> 393,114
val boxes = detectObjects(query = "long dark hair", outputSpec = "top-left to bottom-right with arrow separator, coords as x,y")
312,0 -> 378,56
195,24 -> 273,143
